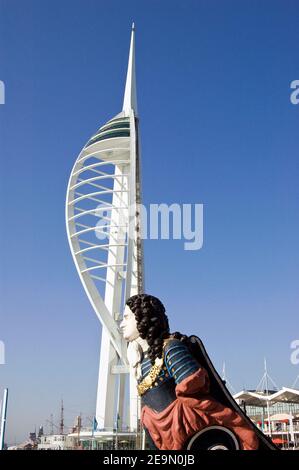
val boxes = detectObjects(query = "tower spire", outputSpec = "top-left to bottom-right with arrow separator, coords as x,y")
123,23 -> 138,116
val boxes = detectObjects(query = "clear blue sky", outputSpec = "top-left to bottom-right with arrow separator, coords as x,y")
0,0 -> 298,444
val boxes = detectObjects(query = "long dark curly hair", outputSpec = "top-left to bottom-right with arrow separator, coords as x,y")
125,293 -> 189,364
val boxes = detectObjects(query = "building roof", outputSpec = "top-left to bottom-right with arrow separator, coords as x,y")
234,387 -> 299,407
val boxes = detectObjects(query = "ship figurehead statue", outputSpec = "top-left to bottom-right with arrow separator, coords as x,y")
120,294 -> 278,451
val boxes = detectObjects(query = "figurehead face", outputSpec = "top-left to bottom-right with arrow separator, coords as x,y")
120,304 -> 139,342
121,294 -> 170,363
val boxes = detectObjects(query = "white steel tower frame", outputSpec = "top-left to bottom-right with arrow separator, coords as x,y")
65,25 -> 143,432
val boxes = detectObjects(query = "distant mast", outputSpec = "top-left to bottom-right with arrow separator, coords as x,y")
59,399 -> 64,435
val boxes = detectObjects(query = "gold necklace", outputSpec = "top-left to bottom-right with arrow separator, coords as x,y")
137,338 -> 172,396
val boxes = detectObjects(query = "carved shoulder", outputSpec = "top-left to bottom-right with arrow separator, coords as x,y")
163,339 -> 200,384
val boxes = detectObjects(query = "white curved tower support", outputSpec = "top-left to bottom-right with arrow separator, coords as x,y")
65,25 -> 143,432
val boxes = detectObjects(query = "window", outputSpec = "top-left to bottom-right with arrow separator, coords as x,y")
86,129 -> 130,147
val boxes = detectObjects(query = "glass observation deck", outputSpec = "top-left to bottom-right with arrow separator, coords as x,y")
85,117 -> 130,148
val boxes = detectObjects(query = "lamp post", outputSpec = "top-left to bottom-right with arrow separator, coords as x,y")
0,388 -> 8,450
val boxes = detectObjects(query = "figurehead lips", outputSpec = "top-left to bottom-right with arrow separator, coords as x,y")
141,367 -> 259,451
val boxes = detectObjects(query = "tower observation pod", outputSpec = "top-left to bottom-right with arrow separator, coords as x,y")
65,24 -> 144,434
